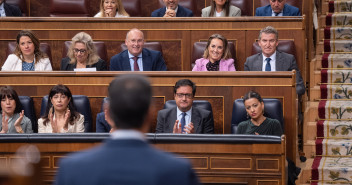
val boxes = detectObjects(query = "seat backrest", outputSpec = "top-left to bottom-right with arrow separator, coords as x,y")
6,0 -> 28,16
163,100 -> 213,113
50,0 -> 89,17
19,96 -> 37,133
258,0 -> 302,14
121,0 -> 142,17
158,0 -> 198,16
192,41 -> 236,68
230,0 -> 252,16
231,98 -> 284,134
121,42 -> 163,54
40,95 -> 93,132
251,40 -> 296,57
62,41 -> 108,62
6,42 -> 53,64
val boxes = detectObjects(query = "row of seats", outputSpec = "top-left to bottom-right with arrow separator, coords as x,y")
6,40 -> 296,69
7,0 -> 302,17
19,96 -> 283,134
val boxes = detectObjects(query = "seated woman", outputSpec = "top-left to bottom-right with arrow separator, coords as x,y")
201,0 -> 241,17
2,30 -> 52,71
0,86 -> 33,134
236,90 -> 282,136
38,85 -> 84,133
192,34 -> 236,71
61,32 -> 107,71
94,0 -> 129,17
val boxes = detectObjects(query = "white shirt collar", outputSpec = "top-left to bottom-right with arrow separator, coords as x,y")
127,51 -> 142,59
110,129 -> 146,141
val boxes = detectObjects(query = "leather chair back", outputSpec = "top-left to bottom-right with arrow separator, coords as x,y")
40,95 -> 93,132
192,41 -> 236,68
258,0 -> 302,14
50,0 -> 89,17
6,42 -> 53,64
121,0 -> 142,17
62,41 -> 108,62
231,98 -> 284,134
230,0 -> 251,16
251,40 -> 296,58
121,42 -> 163,54
158,0 -> 198,16
163,100 -> 213,113
6,0 -> 28,16
19,96 -> 37,133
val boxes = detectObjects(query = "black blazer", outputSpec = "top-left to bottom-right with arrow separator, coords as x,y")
60,57 -> 107,71
4,3 -> 22,16
151,5 -> 193,17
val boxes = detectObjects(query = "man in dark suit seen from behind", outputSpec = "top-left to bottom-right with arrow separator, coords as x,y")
110,28 -> 167,71
156,79 -> 214,134
55,74 -> 200,185
0,0 -> 22,16
244,26 -> 305,96
151,0 -> 193,17
255,0 -> 301,16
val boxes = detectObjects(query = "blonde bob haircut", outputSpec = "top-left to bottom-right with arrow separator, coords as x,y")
67,32 -> 100,66
98,0 -> 129,17
203,34 -> 231,60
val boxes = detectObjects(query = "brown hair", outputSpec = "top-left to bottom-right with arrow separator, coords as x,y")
14,30 -> 47,64
203,34 -> 231,60
209,0 -> 231,17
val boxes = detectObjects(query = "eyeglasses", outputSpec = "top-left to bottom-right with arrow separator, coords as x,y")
175,93 -> 193,99
270,0 -> 284,2
73,48 -> 87,54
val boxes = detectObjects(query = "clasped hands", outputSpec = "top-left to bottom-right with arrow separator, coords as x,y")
163,9 -> 176,17
172,120 -> 194,134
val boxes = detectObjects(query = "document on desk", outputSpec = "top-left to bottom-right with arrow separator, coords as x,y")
74,68 -> 96,72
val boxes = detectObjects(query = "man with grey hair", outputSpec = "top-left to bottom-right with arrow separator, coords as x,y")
255,0 -> 301,16
244,26 -> 305,96
110,28 -> 167,71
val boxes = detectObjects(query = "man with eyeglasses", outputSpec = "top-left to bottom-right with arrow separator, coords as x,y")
110,28 -> 167,71
255,0 -> 301,16
156,79 -> 214,134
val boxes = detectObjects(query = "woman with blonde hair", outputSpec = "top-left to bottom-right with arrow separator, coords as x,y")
94,0 -> 129,17
2,30 -> 52,71
61,32 -> 107,71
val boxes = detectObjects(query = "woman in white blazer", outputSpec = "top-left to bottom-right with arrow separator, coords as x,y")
202,0 -> 241,17
2,30 -> 52,71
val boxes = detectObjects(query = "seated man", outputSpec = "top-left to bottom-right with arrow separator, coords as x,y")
0,0 -> 22,16
151,0 -> 193,17
244,26 -> 305,96
156,79 -> 214,134
255,0 -> 301,16
96,99 -> 112,133
110,28 -> 167,71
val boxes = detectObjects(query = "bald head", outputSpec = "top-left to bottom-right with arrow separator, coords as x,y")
125,28 -> 144,56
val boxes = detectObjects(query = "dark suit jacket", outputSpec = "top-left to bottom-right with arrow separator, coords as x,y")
156,106 -> 214,134
244,51 -> 305,96
255,4 -> 301,16
60,57 -> 107,71
95,112 -> 110,133
151,5 -> 193,17
3,3 -> 22,16
110,48 -> 167,71
55,139 -> 200,185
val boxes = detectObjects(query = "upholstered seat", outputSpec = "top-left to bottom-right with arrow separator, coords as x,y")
121,0 -> 142,17
62,41 -> 108,63
6,42 -> 53,64
120,42 -> 163,54
157,0 -> 198,16
192,41 -> 236,68
230,0 -> 251,16
40,95 -> 93,132
251,40 -> 296,57
50,0 -> 89,17
6,0 -> 28,16
19,96 -> 37,133
231,99 -> 284,134
163,100 -> 213,113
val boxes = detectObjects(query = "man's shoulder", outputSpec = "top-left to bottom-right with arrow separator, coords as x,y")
158,107 -> 176,116
284,4 -> 301,15
277,50 -> 295,59
151,7 -> 165,17
111,50 -> 128,60
192,106 -> 211,116
256,4 -> 271,12
177,5 -> 193,16
246,53 -> 261,61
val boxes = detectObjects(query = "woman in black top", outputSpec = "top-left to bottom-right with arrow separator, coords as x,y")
236,90 -> 283,136
61,32 -> 107,71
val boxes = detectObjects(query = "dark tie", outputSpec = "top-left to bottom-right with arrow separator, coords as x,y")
133,56 -> 139,71
181,112 -> 186,132
275,12 -> 280,16
265,58 -> 271,71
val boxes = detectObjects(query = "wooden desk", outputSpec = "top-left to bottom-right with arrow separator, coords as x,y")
0,134 -> 286,185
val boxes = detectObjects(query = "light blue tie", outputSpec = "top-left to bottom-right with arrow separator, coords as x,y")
265,58 -> 271,71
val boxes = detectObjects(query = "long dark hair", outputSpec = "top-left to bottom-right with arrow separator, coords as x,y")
41,85 -> 79,125
209,0 -> 230,17
0,86 -> 22,114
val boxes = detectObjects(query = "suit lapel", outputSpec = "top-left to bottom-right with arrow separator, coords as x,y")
275,51 -> 284,71
122,51 -> 132,71
266,6 -> 273,16
142,49 -> 152,71
168,108 -> 178,133
254,54 -> 263,71
191,107 -> 201,133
